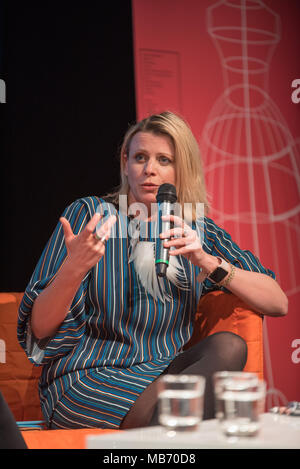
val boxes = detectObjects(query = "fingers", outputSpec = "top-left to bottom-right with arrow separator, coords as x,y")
160,215 -> 192,240
160,226 -> 191,240
60,213 -> 117,245
104,214 -> 117,230
83,212 -> 102,237
94,214 -> 117,242
60,217 -> 74,243
160,214 -> 200,255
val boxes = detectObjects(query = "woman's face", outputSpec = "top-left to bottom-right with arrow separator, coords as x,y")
124,131 -> 176,214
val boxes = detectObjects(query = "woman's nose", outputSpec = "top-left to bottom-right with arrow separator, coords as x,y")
143,159 -> 156,175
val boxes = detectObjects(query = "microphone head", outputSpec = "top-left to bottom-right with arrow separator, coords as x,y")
156,183 -> 177,203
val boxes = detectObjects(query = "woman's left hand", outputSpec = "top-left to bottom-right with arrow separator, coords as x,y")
160,214 -> 210,269
160,216 -> 288,316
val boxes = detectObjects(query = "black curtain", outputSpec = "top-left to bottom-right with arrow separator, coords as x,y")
1,1 -> 136,291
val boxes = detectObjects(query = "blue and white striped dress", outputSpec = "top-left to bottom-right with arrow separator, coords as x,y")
17,196 -> 275,429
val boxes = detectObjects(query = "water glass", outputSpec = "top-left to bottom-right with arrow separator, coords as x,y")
213,371 -> 266,437
157,374 -> 206,434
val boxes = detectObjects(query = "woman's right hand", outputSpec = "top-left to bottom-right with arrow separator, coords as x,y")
60,212 -> 117,278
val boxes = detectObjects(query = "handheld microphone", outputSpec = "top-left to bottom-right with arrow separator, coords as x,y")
155,183 -> 177,277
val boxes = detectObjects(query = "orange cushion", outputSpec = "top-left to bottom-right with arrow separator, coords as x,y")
186,290 -> 264,380
0,293 -> 42,421
21,428 -> 118,449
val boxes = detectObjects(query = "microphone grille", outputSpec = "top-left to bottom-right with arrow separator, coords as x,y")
156,183 -> 177,203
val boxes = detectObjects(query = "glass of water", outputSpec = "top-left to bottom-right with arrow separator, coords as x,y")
157,374 -> 206,434
213,371 -> 266,437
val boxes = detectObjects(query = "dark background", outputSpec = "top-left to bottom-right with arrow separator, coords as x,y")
0,1 -> 136,291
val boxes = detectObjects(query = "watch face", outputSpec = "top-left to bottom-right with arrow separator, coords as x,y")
208,266 -> 228,283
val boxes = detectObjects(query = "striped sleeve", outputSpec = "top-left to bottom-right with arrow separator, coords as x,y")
202,216 -> 276,295
17,199 -> 92,365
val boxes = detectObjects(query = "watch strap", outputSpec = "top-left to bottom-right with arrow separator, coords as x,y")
207,257 -> 230,284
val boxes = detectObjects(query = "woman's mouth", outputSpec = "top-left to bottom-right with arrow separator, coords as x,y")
141,183 -> 158,191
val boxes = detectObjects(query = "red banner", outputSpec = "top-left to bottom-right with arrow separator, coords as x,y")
132,0 -> 300,406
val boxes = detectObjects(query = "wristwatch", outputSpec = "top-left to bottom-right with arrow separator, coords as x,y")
207,257 -> 229,284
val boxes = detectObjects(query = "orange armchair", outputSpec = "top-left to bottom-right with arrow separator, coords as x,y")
0,290 -> 263,448
189,290 -> 263,379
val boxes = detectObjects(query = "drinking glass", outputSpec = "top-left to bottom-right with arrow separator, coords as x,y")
157,374 -> 206,434
214,371 -> 266,437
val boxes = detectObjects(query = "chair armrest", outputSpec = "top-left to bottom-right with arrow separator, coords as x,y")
185,290 -> 264,379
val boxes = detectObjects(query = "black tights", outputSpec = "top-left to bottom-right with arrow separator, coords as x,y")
121,332 -> 247,429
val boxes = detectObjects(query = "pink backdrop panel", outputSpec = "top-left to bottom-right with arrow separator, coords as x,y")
132,0 -> 300,405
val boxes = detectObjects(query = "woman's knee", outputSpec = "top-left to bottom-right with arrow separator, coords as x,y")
206,331 -> 248,370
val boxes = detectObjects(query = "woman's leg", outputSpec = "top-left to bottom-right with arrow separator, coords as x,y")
150,331 -> 248,423
121,331 -> 247,429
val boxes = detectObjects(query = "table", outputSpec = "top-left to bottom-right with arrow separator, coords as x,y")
86,413 -> 300,449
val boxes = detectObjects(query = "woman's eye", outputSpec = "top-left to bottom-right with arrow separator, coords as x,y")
135,153 -> 146,162
159,156 -> 172,165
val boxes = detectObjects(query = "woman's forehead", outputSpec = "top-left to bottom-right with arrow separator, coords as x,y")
128,131 -> 175,156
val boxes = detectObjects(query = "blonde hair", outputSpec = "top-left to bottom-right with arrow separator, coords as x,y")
107,111 -> 210,219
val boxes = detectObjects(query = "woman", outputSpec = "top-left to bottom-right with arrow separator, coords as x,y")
18,111 -> 287,430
